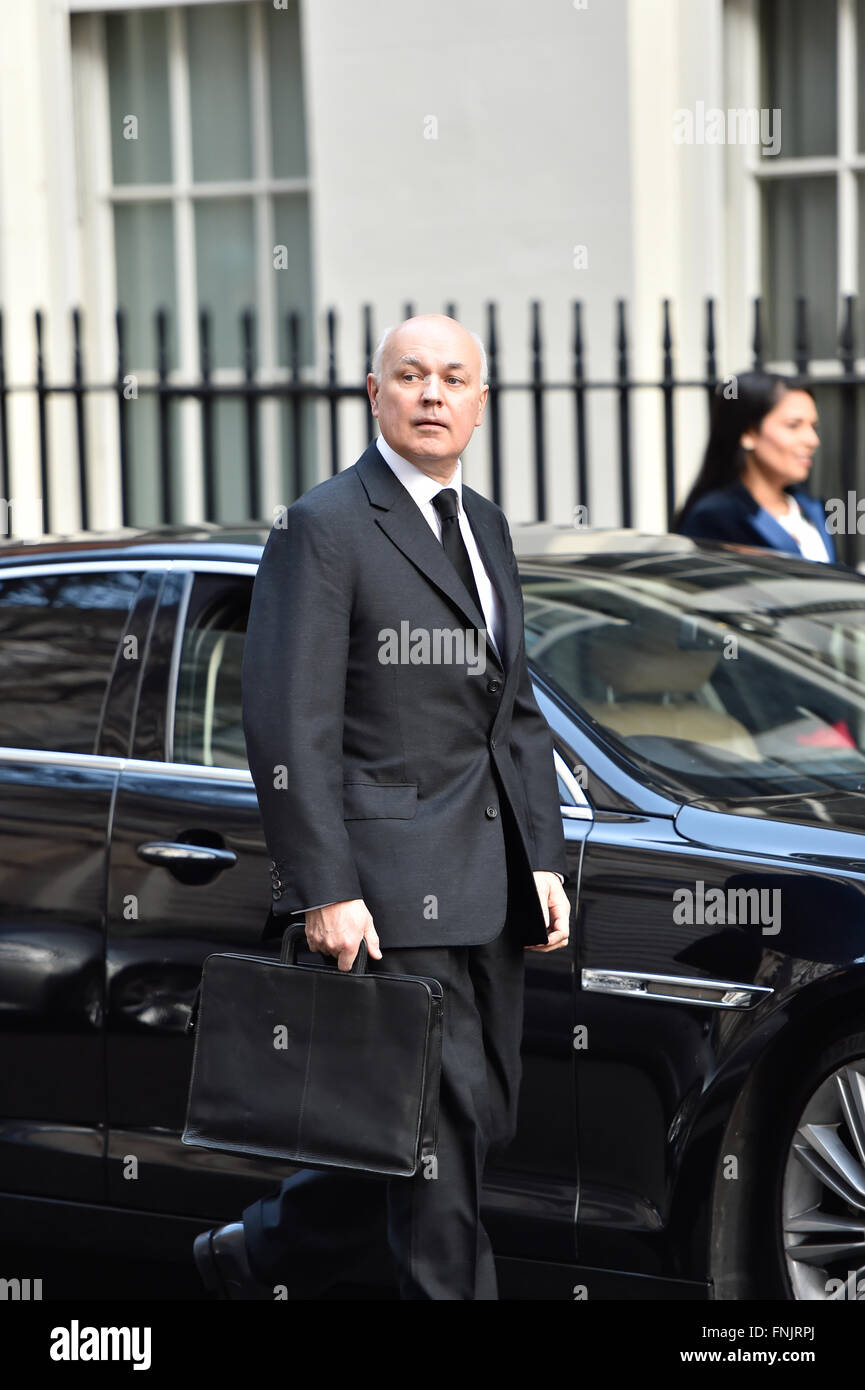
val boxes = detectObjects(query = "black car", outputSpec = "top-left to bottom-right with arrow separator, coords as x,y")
1,523 -> 864,1302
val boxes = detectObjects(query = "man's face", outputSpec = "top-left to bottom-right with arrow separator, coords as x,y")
367,315 -> 489,481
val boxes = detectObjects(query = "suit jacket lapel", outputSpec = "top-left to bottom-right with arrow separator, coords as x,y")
729,481 -> 803,556
747,505 -> 801,555
355,442 -> 515,675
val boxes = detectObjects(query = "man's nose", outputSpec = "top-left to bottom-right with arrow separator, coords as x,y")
422,374 -> 443,402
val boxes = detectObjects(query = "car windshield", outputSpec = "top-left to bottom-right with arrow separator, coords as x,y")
521,550 -> 865,804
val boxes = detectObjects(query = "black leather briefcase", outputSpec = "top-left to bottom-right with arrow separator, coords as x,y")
181,924 -> 442,1178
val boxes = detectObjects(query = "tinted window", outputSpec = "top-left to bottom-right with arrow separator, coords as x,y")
0,568 -> 142,753
173,581 -> 249,768
521,558 -> 865,802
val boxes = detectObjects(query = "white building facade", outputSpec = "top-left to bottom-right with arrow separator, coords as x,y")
0,0 -> 858,536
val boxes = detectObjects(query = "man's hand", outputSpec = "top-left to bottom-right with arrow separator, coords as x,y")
524,871 -> 571,953
305,898 -> 382,972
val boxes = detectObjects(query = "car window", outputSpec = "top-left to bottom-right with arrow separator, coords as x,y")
0,568 -> 143,753
172,578 -> 250,768
521,563 -> 865,802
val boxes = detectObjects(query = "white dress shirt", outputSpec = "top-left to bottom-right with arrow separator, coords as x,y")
374,434 -> 503,659
773,494 -> 832,563
289,434 -> 562,913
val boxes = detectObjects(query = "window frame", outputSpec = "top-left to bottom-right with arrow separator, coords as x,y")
168,565 -> 254,770
70,1 -> 314,514
726,0 -> 865,375
163,560 -> 257,768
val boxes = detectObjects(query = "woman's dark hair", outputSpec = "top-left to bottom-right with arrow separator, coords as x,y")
672,370 -> 815,530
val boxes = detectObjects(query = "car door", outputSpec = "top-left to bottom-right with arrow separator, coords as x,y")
104,561 -> 293,1219
0,560 -> 146,1202
520,567 -> 789,1291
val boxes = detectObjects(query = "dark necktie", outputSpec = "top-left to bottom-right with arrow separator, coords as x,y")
431,488 -> 485,621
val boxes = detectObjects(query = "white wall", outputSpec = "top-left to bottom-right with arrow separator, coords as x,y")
302,0 -> 635,526
0,0 -> 84,536
626,0 -> 727,530
0,0 -> 732,536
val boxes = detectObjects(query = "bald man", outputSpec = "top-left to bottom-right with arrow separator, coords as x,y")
194,315 -> 570,1301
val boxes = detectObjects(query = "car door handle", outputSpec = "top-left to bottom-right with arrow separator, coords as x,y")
136,841 -> 238,869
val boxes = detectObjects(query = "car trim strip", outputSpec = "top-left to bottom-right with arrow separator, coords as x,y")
0,745 -> 595,833
164,570 -> 194,764
553,749 -> 593,820
580,968 -> 774,1009
0,559 -> 259,579
0,746 -> 255,781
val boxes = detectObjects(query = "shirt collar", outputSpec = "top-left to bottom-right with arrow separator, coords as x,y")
376,434 -> 463,509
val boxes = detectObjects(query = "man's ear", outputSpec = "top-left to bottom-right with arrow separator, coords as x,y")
474,383 -> 489,426
367,373 -> 380,416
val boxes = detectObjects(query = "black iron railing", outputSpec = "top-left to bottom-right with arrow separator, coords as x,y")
0,295 -> 862,564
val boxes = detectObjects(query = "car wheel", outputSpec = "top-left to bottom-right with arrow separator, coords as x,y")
776,1030 -> 865,1300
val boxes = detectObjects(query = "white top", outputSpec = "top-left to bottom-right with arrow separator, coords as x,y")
773,494 -> 831,563
375,433 -> 503,660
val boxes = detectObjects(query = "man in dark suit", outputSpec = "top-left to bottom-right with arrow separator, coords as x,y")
193,314 -> 570,1301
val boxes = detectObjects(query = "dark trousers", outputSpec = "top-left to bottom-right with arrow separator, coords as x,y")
242,919 -> 526,1300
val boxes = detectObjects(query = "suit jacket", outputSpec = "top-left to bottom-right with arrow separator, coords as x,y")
241,439 -> 568,949
677,480 -> 837,562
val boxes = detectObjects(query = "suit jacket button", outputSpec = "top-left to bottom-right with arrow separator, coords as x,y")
487,678 -> 502,694
485,805 -> 498,819
272,887 -> 283,900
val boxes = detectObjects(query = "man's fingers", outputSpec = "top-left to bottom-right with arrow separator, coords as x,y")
304,900 -> 378,969
525,925 -> 570,953
535,881 -> 551,927
548,895 -> 570,931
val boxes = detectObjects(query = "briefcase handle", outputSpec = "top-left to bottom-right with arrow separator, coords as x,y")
280,922 -> 369,975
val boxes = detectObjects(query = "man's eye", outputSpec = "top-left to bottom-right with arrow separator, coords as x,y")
447,377 -> 464,385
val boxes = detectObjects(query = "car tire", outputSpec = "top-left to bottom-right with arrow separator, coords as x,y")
771,1028 -> 865,1300
711,1022 -> 865,1300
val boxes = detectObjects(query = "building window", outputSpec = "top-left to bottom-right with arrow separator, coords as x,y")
721,0 -> 865,517
758,0 -> 841,362
70,2 -> 314,525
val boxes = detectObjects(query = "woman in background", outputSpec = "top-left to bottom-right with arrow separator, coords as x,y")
673,371 -> 836,563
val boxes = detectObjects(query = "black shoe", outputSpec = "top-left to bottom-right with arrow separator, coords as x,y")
193,1221 -> 274,1300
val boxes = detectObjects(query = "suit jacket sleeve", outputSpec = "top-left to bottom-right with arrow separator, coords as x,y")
497,510 -> 568,879
677,497 -> 742,542
242,500 -> 364,915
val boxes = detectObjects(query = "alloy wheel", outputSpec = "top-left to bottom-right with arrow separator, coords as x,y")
781,1058 -> 865,1299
